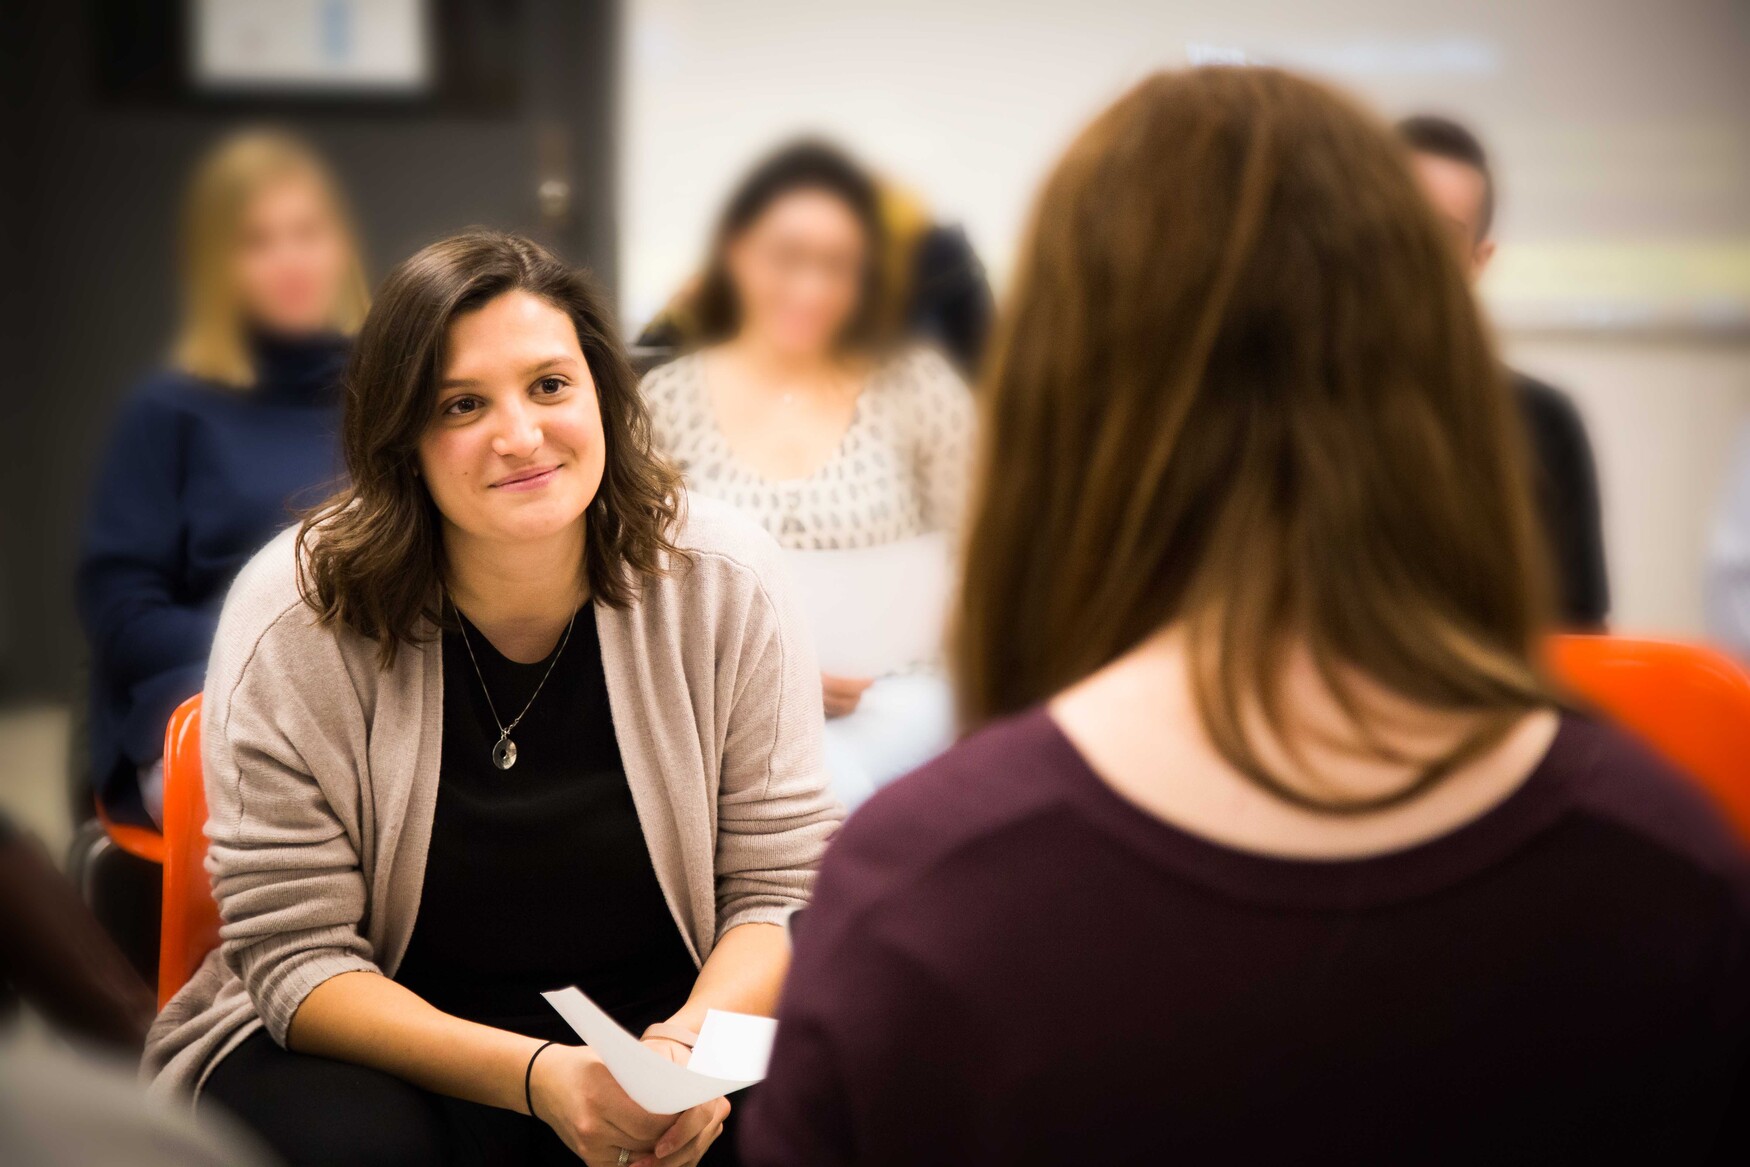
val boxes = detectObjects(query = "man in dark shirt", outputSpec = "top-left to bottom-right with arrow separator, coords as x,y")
1399,115 -> 1610,627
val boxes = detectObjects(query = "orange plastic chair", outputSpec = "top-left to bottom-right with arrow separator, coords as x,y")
93,799 -> 165,866
1547,635 -> 1750,843
158,693 -> 220,1008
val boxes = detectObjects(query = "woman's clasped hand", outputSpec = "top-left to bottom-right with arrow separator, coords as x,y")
528,1042 -> 730,1166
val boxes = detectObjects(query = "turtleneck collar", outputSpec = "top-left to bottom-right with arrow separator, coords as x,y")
248,328 -> 350,404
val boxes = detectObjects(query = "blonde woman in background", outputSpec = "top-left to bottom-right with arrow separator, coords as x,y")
76,129 -> 368,826
642,140 -> 974,812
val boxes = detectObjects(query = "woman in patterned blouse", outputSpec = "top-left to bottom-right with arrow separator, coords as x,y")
642,140 -> 974,811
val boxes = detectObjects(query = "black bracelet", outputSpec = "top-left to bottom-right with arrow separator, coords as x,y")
525,1040 -> 559,1119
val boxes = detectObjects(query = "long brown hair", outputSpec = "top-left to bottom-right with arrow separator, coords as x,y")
953,67 -> 1554,813
298,230 -> 681,665
175,129 -> 370,387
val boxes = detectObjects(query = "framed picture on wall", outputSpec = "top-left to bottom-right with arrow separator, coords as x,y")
91,0 -> 522,115
189,0 -> 431,95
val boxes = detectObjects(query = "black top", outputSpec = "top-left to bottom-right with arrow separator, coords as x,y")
744,710 -> 1750,1165
1513,370 -> 1610,628
395,605 -> 698,1044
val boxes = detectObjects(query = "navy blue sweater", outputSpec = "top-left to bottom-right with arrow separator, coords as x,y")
76,334 -> 349,821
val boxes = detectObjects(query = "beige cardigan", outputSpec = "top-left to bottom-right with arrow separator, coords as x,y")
144,494 -> 842,1101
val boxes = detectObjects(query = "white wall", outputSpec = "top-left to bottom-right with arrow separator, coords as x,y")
1504,336 -> 1750,635
621,0 -> 1750,635
623,0 -> 1750,329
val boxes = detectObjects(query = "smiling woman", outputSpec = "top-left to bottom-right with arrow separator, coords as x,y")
297,232 -> 680,660
421,290 -> 611,634
143,231 -> 840,1167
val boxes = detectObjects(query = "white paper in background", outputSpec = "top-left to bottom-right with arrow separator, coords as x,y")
779,532 -> 952,678
541,988 -> 775,1114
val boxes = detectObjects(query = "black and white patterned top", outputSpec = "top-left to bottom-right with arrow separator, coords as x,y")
642,347 -> 974,551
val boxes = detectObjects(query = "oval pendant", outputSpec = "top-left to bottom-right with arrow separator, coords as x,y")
492,736 -> 518,770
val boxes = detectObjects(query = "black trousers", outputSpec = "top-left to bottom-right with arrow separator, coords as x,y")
203,1029 -> 745,1167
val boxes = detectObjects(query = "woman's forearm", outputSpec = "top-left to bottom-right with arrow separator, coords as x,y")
287,970 -> 543,1113
664,922 -> 791,1032
286,924 -> 789,1107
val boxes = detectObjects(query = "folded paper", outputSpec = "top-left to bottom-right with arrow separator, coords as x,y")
541,987 -> 777,1113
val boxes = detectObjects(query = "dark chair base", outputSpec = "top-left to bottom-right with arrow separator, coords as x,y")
66,818 -> 161,990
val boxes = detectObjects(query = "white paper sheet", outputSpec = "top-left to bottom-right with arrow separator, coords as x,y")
687,1009 -> 778,1081
541,987 -> 776,1113
780,532 -> 952,677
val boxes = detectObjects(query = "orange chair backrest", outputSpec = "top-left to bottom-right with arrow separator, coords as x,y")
159,693 -> 220,1008
1547,635 -> 1750,843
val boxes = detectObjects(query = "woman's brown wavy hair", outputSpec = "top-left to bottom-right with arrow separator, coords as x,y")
298,230 -> 680,665
953,67 -> 1556,813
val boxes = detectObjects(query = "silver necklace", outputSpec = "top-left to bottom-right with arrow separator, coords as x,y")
450,595 -> 577,770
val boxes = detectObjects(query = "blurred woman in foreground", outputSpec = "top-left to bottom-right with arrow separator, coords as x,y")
744,68 -> 1749,1164
643,141 -> 972,811
77,130 -> 367,825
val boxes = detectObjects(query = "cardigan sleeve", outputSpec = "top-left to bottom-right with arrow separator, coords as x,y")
201,599 -> 380,1045
710,541 -> 843,941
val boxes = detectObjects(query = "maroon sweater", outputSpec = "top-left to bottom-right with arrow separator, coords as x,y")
743,710 -> 1750,1165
